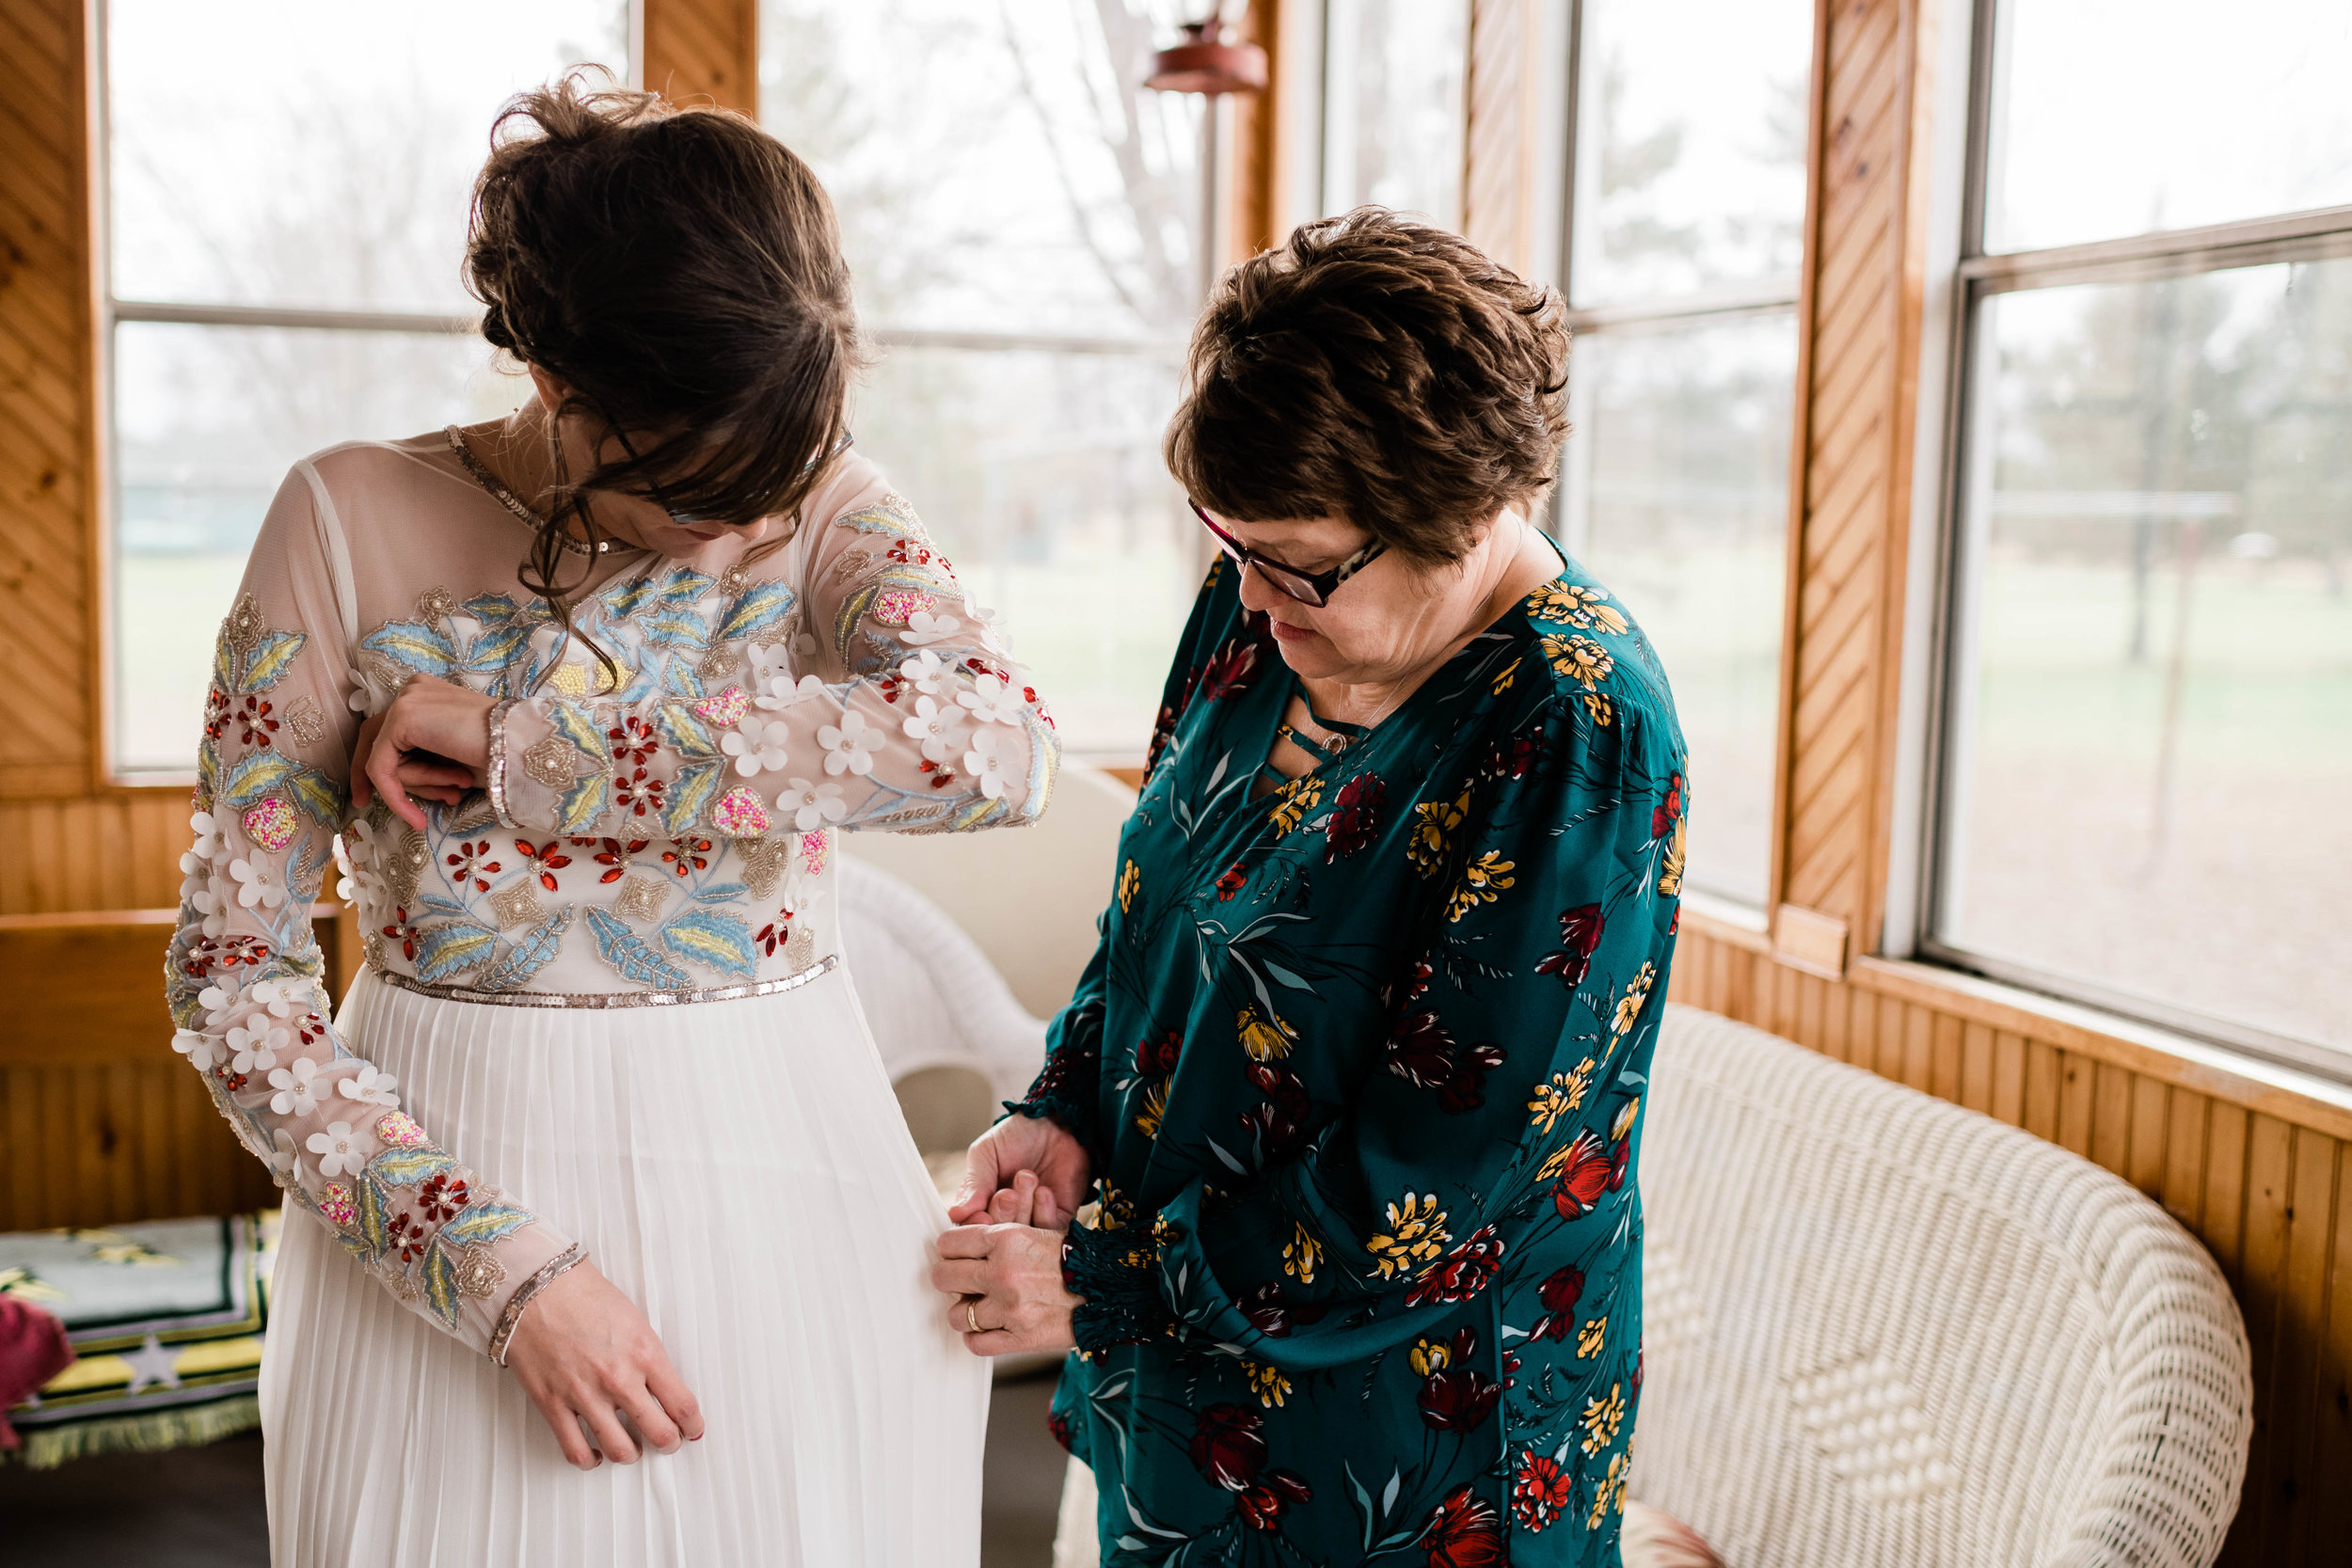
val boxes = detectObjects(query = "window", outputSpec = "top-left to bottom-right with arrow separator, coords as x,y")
1931,0 -> 2352,1064
102,1 -> 628,776
760,1 -> 1206,758
1317,0 -> 1469,228
1554,0 -> 1814,909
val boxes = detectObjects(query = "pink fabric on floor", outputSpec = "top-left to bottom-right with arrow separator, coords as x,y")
0,1295 -> 75,1450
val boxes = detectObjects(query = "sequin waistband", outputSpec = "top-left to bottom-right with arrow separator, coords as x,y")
371,953 -> 838,1009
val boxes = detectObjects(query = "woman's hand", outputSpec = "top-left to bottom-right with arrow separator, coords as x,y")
501,1260 -> 706,1469
932,1171 -> 1081,1358
348,674 -> 498,832
948,1113 -> 1089,1226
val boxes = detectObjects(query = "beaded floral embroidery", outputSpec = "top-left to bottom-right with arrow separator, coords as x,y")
241,798 -> 299,851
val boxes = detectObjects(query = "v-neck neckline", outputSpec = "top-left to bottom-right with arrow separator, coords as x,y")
1239,537 -> 1573,795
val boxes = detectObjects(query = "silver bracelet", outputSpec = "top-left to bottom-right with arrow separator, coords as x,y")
489,1242 -> 586,1366
485,697 -> 518,826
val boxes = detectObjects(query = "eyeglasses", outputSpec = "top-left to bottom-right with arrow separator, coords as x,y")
1188,499 -> 1386,608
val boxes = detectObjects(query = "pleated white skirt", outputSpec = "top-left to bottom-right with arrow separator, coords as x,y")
260,961 -> 988,1568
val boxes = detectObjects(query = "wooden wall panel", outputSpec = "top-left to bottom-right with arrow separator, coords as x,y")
1769,0 -> 1937,961
1463,0 -> 1542,273
0,790 -> 191,914
1669,918 -> 2352,1565
0,0 -> 98,800
0,909 -> 346,1230
640,0 -> 758,114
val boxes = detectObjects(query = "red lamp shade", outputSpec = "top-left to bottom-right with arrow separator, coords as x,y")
1146,22 -> 1268,95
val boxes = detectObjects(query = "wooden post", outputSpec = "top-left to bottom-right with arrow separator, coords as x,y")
639,0 -> 760,115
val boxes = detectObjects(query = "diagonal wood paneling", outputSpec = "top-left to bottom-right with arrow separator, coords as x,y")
641,0 -> 759,115
1769,0 -> 1935,964
0,0 -> 96,800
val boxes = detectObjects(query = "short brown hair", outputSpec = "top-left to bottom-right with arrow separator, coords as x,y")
1166,208 -> 1569,564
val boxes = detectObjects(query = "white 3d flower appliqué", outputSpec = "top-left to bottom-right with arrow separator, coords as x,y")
190,888 -> 230,940
967,605 -> 1015,657
247,977 -> 303,1019
748,641 -> 797,687
900,695 -> 970,764
956,673 -> 1024,727
172,1029 -> 223,1072
898,609 -> 964,647
754,671 -> 828,712
817,709 -> 888,776
338,1062 -> 401,1109
775,777 -> 850,832
268,1057 -> 322,1117
307,1121 -> 364,1179
963,726 -> 1014,800
182,811 -> 230,874
228,1019 -> 288,1076
229,858 -> 285,910
721,714 -> 793,777
898,649 -> 955,697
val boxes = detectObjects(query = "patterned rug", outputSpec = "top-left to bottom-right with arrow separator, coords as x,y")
0,1210 -> 278,1469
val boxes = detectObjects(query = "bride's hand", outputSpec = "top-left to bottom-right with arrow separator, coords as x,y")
348,674 -> 498,832
931,1172 -> 1080,1357
502,1261 -> 706,1469
948,1113 -> 1089,1225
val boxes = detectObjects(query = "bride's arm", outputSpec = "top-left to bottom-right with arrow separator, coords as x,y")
481,485 -> 1062,843
170,467 -> 697,1465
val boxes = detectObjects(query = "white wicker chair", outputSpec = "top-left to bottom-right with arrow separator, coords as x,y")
1628,1005 -> 2251,1567
1051,1005 -> 2254,1568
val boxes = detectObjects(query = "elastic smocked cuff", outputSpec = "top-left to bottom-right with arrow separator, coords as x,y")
1060,1222 -> 1168,1354
1001,1094 -> 1091,1139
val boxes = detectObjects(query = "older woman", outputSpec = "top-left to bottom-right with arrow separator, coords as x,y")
942,208 -> 1688,1565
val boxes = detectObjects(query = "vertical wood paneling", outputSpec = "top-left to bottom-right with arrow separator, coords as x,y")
0,790 -> 191,913
2254,1131 -> 2338,1555
0,0 -> 97,800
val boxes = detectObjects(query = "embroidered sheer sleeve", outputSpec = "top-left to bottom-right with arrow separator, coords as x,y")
489,487 -> 1061,843
165,469 -> 580,1360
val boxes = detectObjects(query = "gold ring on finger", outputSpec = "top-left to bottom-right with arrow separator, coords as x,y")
964,1298 -> 982,1334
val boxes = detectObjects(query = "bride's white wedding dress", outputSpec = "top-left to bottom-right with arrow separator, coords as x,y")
165,433 -> 1057,1565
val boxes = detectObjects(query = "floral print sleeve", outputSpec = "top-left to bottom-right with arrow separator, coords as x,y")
488,490 -> 1059,844
1040,558 -> 1684,1565
1060,689 -> 1679,1368
166,472 -> 579,1360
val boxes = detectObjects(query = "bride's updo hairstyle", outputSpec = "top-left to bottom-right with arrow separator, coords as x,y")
465,71 -> 858,595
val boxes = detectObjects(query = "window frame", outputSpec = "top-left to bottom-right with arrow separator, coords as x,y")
1550,0 -> 1809,914
89,0 -> 644,785
1914,0 -> 2352,1080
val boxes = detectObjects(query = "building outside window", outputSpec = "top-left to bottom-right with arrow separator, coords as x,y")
102,0 -> 629,777
1553,0 -> 1814,910
1929,0 -> 2352,1066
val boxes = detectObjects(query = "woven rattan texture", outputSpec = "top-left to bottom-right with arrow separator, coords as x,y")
1630,1006 -> 2254,1567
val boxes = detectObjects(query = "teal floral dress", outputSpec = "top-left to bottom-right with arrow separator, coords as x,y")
1012,549 -> 1689,1566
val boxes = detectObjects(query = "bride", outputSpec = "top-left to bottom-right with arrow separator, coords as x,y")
163,76 -> 1054,1566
